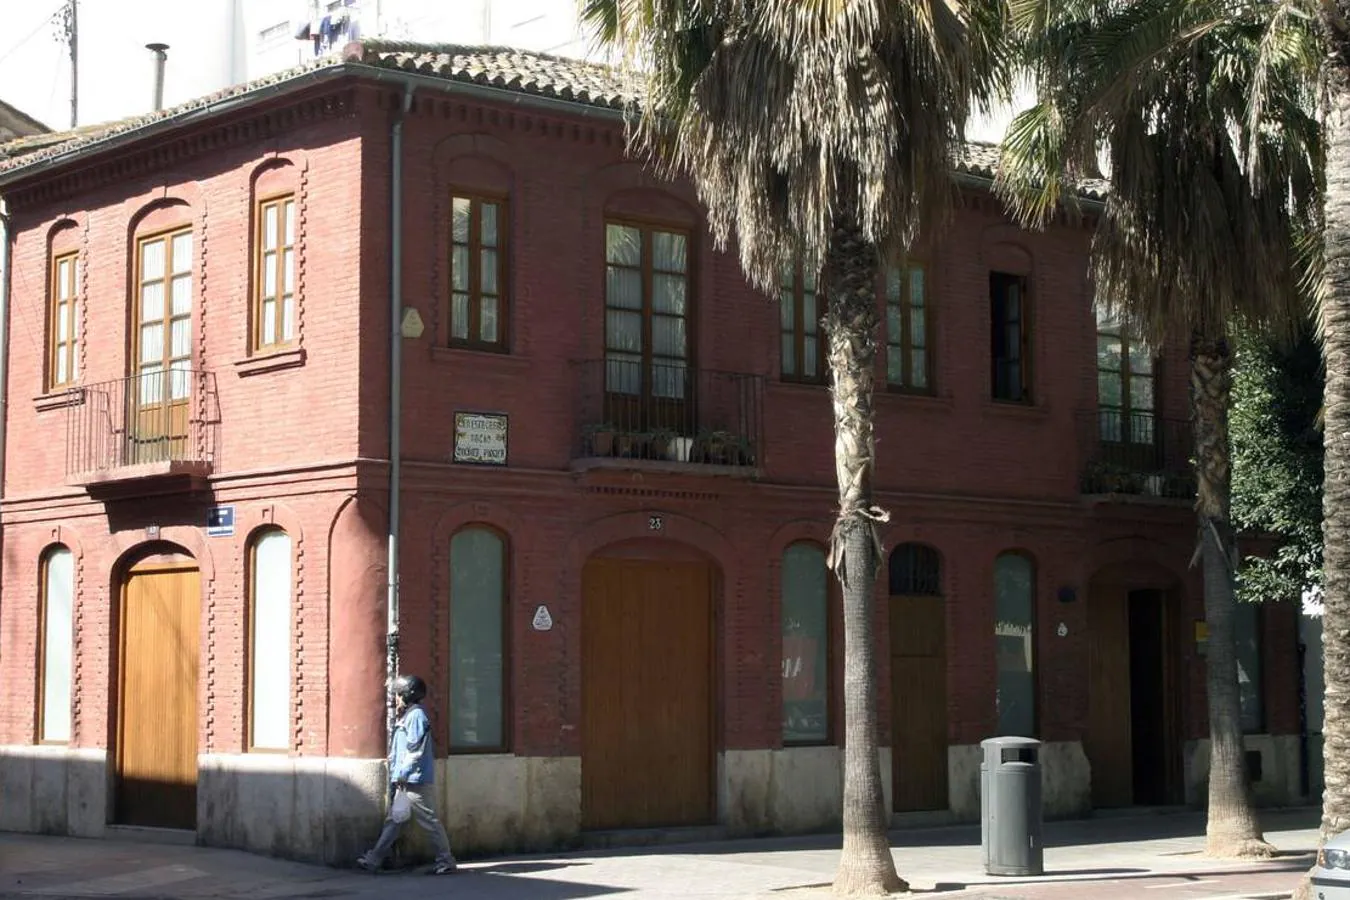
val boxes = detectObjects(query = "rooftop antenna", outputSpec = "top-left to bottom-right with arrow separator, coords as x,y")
56,0 -> 77,127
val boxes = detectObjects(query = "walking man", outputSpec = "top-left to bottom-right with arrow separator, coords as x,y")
356,674 -> 458,874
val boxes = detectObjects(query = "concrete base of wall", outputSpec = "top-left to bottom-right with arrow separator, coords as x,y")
0,745 -> 108,837
948,741 -> 1092,822
197,754 -> 386,864
1182,734 -> 1312,808
720,747 -> 892,836
436,755 -> 581,856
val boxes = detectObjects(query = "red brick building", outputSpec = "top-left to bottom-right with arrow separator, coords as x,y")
0,42 -> 1310,864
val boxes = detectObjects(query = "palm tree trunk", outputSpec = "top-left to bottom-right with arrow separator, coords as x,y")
1297,25 -> 1350,900
823,214 -> 905,895
1192,336 -> 1274,860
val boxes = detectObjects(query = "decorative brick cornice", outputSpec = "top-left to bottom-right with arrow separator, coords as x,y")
5,90 -> 358,211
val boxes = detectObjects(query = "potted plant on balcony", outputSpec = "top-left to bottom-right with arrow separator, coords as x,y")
648,427 -> 676,461
695,428 -> 739,465
586,422 -> 619,457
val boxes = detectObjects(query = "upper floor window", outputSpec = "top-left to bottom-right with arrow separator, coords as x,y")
40,545 -> 74,743
886,262 -> 930,392
1096,310 -> 1156,444
254,195 -> 296,350
780,263 -> 825,384
49,252 -> 79,390
990,272 -> 1031,402
604,221 -> 690,401
450,194 -> 508,350
136,227 -> 193,406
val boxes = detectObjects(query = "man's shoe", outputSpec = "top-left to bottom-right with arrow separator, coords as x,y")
355,856 -> 379,873
432,861 -> 458,875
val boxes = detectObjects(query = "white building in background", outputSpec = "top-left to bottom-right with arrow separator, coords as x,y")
243,0 -> 598,83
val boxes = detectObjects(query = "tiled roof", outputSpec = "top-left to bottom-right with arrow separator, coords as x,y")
0,54 -> 348,171
0,40 -> 1107,201
357,40 -> 642,110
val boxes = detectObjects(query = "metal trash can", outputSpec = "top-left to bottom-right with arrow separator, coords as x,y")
980,736 -> 1044,876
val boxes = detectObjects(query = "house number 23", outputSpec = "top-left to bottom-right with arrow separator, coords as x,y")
649,515 -> 663,531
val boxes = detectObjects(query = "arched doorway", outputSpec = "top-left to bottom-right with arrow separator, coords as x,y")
889,543 -> 948,812
114,545 -> 201,830
580,540 -> 716,829
1085,561 -> 1184,807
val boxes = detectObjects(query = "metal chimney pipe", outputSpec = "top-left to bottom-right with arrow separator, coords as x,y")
146,43 -> 169,112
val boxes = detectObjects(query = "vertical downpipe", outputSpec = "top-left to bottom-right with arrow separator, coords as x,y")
386,84 -> 414,743
0,199 -> 11,599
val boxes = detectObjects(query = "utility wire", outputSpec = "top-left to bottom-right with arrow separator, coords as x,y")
0,1 -> 65,68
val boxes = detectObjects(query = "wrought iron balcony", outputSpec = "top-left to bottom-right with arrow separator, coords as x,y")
66,369 -> 219,494
573,358 -> 764,472
1078,409 -> 1195,500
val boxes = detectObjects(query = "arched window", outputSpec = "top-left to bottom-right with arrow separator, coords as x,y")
449,527 -> 507,751
782,542 -> 831,745
889,543 -> 942,596
39,546 -> 74,743
249,529 -> 292,750
994,552 -> 1037,736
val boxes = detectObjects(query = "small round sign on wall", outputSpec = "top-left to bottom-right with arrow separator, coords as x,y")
1056,622 -> 1069,638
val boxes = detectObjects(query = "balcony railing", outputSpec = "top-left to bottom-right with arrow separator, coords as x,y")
1078,409 -> 1195,500
573,358 -> 764,470
66,369 -> 219,491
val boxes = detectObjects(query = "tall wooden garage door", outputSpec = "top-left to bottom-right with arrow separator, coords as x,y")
116,563 -> 201,830
581,557 -> 714,830
890,544 -> 948,812
891,593 -> 948,811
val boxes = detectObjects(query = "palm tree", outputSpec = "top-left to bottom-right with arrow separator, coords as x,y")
998,0 -> 1319,859
581,0 -> 1010,892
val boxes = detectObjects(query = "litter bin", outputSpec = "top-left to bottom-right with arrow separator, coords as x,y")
980,736 -> 1044,877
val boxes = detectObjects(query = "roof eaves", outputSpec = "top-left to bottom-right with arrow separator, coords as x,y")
0,63 -> 355,188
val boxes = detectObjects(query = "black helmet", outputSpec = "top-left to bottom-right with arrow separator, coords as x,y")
392,674 -> 427,705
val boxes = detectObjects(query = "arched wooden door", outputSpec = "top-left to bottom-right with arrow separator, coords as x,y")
581,548 -> 715,830
115,554 -> 201,830
890,544 -> 948,812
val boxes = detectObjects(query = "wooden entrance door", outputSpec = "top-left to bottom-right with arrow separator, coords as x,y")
1087,577 -> 1180,807
581,557 -> 713,830
116,563 -> 201,829
891,593 -> 948,811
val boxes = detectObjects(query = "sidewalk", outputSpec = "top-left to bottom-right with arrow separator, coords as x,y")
0,808 -> 1320,900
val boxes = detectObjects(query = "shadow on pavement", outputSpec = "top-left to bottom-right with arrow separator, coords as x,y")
591,807 -> 1324,859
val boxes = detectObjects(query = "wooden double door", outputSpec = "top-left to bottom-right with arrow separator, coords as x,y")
581,556 -> 714,830
1086,580 -> 1182,807
891,592 -> 949,812
116,562 -> 201,830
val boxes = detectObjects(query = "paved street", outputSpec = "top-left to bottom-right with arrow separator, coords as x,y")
0,808 -> 1321,899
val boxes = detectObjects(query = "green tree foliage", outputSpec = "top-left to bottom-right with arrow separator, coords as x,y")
1232,327 -> 1324,603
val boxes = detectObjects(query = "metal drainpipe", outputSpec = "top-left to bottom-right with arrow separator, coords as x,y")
386,83 -> 413,743
0,199 -> 10,591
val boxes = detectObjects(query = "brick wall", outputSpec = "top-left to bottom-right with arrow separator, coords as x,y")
0,77 -> 1298,777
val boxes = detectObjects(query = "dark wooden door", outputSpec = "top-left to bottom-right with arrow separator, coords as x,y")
891,594 -> 948,812
1087,582 -> 1133,807
116,565 -> 201,829
581,558 -> 713,829
1088,580 -> 1180,808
